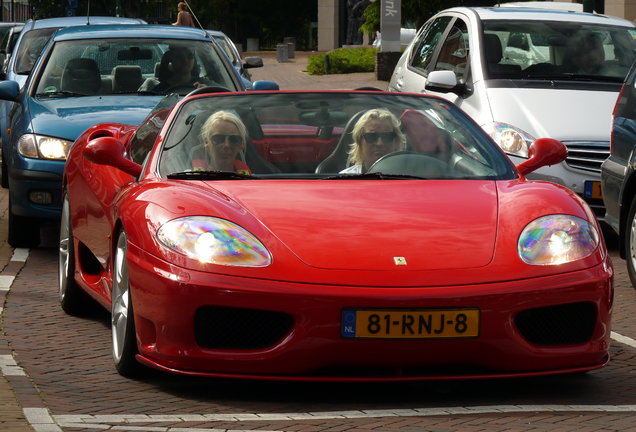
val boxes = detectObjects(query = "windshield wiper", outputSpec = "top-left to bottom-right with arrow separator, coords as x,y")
167,170 -> 254,180
113,90 -> 163,95
525,73 -> 621,82
322,172 -> 425,180
35,90 -> 88,98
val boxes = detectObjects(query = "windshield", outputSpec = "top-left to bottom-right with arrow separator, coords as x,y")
156,92 -> 517,180
34,38 -> 238,96
14,27 -> 59,74
212,35 -> 239,66
483,20 -> 636,80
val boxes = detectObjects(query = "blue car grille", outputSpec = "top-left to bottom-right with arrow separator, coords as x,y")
564,141 -> 610,173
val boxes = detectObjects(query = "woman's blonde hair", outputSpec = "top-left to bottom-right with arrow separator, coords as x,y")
347,108 -> 405,166
201,111 -> 247,150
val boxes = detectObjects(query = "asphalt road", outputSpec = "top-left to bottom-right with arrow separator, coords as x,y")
1,53 -> 636,432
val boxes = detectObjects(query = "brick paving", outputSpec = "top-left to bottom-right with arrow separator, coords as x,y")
1,52 -> 636,432
0,186 -> 34,432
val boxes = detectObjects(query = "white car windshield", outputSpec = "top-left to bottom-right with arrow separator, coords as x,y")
483,20 -> 636,80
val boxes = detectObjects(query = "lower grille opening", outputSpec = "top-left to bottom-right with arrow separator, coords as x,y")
515,302 -> 597,346
194,306 -> 293,349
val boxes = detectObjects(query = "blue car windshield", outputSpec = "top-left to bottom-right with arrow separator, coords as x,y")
34,38 -> 238,96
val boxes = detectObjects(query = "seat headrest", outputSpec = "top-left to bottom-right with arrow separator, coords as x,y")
399,109 -> 448,154
61,58 -> 101,95
112,65 -> 143,92
483,34 -> 503,64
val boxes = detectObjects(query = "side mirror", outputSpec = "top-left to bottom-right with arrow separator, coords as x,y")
244,56 -> 263,69
252,80 -> 279,91
0,80 -> 19,101
517,138 -> 567,177
83,136 -> 143,178
425,70 -> 466,95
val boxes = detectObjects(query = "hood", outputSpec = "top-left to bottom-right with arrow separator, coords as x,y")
211,181 -> 498,271
486,87 -> 616,141
27,95 -> 163,141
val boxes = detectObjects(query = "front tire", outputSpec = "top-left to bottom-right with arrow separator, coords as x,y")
625,194 -> 636,289
1,151 -> 8,189
8,198 -> 40,248
111,230 -> 142,377
59,191 -> 87,315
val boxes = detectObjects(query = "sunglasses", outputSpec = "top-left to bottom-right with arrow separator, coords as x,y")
211,134 -> 242,146
362,131 -> 397,143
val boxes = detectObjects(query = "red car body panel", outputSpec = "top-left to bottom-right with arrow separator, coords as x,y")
62,92 -> 613,381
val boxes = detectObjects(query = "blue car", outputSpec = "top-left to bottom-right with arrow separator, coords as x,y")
206,29 -> 264,89
0,24 -> 278,247
0,16 -> 148,191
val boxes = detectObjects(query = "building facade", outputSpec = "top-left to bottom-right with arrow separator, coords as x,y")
317,0 -> 636,51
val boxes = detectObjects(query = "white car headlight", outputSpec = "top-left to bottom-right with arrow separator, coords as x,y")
483,122 -> 535,158
157,216 -> 272,267
518,215 -> 599,265
17,134 -> 72,160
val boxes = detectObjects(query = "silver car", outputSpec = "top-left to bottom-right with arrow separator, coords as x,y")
389,4 -> 636,219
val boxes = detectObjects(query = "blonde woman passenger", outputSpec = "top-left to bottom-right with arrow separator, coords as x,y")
340,108 -> 405,173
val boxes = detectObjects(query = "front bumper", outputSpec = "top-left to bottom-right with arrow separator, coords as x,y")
8,163 -> 63,219
127,242 -> 613,381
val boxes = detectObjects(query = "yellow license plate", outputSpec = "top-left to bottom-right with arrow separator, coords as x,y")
341,308 -> 480,339
584,181 -> 603,199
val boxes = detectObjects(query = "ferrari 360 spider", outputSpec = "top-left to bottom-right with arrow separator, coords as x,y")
59,89 -> 613,380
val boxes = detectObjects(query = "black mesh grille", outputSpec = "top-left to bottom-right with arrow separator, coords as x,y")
564,142 -> 609,173
194,306 -> 294,349
514,302 -> 597,346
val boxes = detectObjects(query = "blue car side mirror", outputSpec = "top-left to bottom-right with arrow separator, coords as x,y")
252,80 -> 279,91
0,80 -> 20,102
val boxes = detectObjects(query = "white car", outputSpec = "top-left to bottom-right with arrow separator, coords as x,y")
388,4 -> 636,219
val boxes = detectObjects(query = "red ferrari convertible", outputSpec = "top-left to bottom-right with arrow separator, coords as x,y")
59,89 -> 613,380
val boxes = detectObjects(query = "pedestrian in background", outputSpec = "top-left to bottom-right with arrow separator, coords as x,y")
173,2 -> 195,27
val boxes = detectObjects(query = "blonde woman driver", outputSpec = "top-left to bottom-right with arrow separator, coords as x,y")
340,108 -> 406,173
193,111 -> 251,174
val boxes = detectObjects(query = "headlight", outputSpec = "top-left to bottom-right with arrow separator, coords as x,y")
157,216 -> 272,267
518,215 -> 599,265
17,134 -> 72,160
483,122 -> 535,158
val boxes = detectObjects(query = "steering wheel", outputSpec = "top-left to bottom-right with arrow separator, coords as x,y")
367,151 -> 448,178
186,86 -> 231,97
163,84 -> 200,94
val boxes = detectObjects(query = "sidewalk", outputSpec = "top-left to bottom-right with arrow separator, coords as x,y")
0,187 -> 34,431
246,50 -> 388,90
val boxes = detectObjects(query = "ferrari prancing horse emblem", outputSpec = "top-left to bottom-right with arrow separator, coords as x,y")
394,257 -> 407,266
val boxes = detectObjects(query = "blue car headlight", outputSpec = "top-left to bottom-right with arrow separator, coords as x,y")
17,133 -> 72,160
157,216 -> 272,267
518,215 -> 599,265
